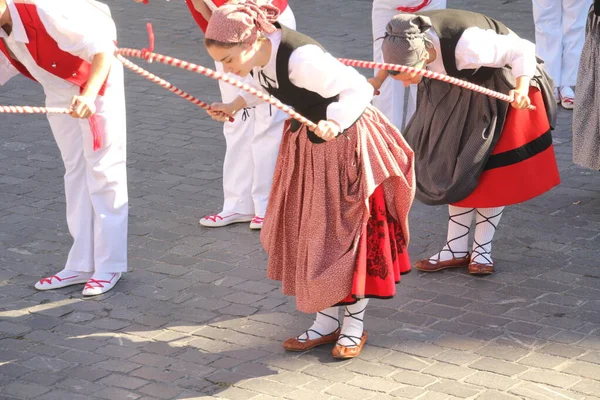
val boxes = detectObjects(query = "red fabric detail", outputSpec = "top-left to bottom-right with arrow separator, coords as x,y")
39,275 -> 79,285
397,0 -> 432,12
339,185 -> 411,304
185,0 -> 288,32
141,23 -> 155,61
88,114 -> 103,151
203,213 -> 241,222
204,214 -> 224,222
252,216 -> 264,224
453,87 -> 560,208
13,3 -> 108,96
84,274 -> 117,290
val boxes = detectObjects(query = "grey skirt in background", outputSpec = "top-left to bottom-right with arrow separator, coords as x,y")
573,6 -> 600,170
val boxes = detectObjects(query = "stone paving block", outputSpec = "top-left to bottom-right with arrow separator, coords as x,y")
35,389 -> 89,400
578,351 -> 600,364
380,351 -> 433,371
346,375 -> 401,393
517,353 -> 569,369
389,385 -> 427,399
427,381 -> 482,399
282,388 -> 327,400
539,342 -> 588,358
560,360 -> 600,381
344,359 -> 397,378
469,358 -> 528,377
138,383 -> 184,399
422,362 -> 475,381
325,382 -> 377,400
520,368 -> 582,388
98,373 -> 149,390
474,390 -> 523,400
393,341 -> 445,358
237,378 -> 297,397
474,343 -> 531,362
570,379 -> 600,396
130,366 -> 185,382
508,382 -> 585,400
2,381 -> 51,399
266,371 -> 316,387
20,356 -> 71,373
95,386 -> 141,400
433,350 -> 481,366
302,364 -> 357,383
464,371 -> 520,391
390,370 -> 437,387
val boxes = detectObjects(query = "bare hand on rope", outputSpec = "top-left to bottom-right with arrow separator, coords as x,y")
508,89 -> 531,110
69,95 -> 97,119
207,102 -> 238,122
315,120 -> 342,142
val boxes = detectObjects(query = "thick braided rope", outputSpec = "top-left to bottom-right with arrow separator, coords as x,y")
117,48 -> 319,130
0,105 -> 70,114
338,58 -> 536,111
116,54 -> 234,122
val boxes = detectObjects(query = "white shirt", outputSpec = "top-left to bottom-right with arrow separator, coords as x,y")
0,0 -> 117,99
426,27 -> 537,79
240,30 -> 374,130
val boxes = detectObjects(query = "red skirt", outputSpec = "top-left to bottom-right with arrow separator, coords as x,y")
453,87 -> 560,208
337,185 -> 411,305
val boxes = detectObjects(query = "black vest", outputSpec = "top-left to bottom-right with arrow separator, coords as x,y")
418,9 -> 511,84
264,23 -> 339,144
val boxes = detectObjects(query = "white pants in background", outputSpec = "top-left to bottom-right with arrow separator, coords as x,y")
45,59 -> 128,274
216,5 -> 296,218
532,0 -> 588,87
372,0 -> 446,130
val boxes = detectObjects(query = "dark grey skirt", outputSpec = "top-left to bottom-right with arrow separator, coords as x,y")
573,6 -> 600,170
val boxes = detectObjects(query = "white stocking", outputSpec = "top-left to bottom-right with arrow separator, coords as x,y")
471,207 -> 505,264
429,206 -> 474,263
337,299 -> 369,347
297,306 -> 340,342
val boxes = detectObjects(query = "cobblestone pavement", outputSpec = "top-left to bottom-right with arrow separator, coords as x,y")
1,1 -> 599,399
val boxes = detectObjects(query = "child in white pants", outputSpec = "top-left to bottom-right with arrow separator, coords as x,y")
0,0 -> 128,296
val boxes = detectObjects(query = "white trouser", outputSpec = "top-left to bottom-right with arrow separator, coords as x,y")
45,59 -> 128,274
371,0 -> 446,130
216,6 -> 296,217
532,0 -> 588,87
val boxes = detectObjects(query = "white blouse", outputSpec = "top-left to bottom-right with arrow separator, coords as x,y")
426,27 -> 537,79
240,30 -> 374,130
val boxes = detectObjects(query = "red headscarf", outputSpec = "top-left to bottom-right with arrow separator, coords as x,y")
205,0 -> 280,44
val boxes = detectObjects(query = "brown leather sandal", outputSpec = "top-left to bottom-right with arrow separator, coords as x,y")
283,328 -> 340,352
416,254 -> 470,272
332,331 -> 368,359
468,262 -> 494,275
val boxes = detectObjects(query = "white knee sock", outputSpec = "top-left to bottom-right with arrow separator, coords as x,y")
471,206 -> 505,264
337,299 -> 369,347
429,206 -> 474,263
297,306 -> 340,342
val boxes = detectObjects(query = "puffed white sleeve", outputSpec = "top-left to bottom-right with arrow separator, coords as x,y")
288,44 -> 373,129
455,27 -> 537,79
37,0 -> 117,63
0,52 -> 20,85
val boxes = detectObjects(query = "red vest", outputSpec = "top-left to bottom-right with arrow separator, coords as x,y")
185,0 -> 288,33
0,2 -> 108,95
